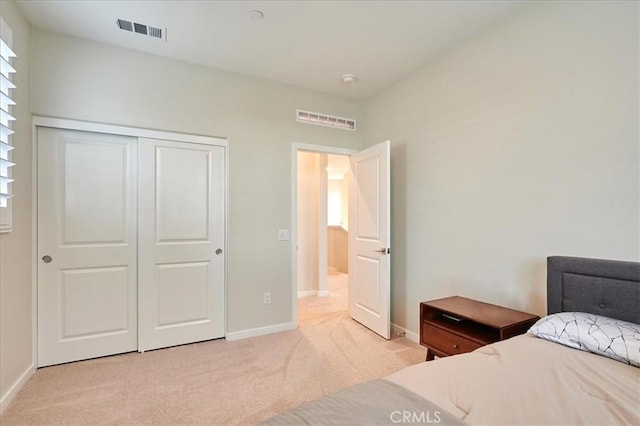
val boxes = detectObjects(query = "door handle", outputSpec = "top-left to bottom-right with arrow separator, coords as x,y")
215,248 -> 223,255
42,255 -> 53,263
374,248 -> 388,255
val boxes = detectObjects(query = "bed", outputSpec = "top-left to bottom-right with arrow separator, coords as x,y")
264,256 -> 640,425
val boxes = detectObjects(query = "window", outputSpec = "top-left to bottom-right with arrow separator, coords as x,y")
0,19 -> 15,233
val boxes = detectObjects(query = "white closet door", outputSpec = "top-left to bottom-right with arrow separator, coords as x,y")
38,127 -> 138,367
138,138 -> 225,351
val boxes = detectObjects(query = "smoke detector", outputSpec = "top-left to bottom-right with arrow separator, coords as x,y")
341,74 -> 356,84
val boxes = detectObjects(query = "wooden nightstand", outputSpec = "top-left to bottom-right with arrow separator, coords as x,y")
420,296 -> 539,361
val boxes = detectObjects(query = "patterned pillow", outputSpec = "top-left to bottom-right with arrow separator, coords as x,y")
528,312 -> 640,367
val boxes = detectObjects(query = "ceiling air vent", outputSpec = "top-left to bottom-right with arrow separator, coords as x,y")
116,19 -> 133,32
148,26 -> 163,39
296,109 -> 356,131
117,19 -> 164,40
134,22 -> 147,35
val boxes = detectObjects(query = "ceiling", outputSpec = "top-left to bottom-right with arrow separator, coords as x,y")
16,0 -> 526,100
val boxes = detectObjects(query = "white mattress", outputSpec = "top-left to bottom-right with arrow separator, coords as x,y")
386,333 -> 640,425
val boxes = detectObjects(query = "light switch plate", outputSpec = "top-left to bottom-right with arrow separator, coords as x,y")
278,229 -> 290,241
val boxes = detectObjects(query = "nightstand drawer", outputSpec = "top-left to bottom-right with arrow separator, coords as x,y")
422,323 -> 483,356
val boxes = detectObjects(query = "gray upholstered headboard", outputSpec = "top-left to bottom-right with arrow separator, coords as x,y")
547,256 -> 640,324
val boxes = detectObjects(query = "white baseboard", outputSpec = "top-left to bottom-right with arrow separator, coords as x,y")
297,290 -> 330,298
391,322 -> 419,344
225,321 -> 297,341
297,290 -> 317,299
0,364 -> 35,413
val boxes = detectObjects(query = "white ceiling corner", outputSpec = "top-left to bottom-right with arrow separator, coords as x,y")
15,0 -> 527,100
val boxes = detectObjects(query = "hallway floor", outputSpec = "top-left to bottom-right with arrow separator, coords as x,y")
297,270 -> 348,324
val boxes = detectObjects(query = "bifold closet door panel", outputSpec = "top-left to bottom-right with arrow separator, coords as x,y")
138,137 -> 225,351
37,127 -> 138,367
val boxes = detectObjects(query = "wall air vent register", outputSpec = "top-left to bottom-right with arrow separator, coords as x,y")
117,19 -> 164,40
296,109 -> 356,131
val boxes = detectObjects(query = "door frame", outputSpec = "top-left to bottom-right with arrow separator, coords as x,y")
31,116 -> 229,366
290,142 -> 357,326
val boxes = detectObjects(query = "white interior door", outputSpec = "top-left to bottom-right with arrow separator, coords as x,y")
348,140 -> 391,339
37,127 -> 138,367
138,138 -> 225,351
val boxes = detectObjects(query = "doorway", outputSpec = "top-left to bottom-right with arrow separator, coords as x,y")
296,152 -> 350,299
291,141 -> 391,338
291,144 -> 355,326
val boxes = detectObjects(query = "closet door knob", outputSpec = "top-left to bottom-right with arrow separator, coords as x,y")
215,248 -> 223,255
42,255 -> 53,263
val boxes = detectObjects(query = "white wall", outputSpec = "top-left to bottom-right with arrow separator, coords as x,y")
340,178 -> 349,231
327,172 -> 349,274
297,151 -> 320,295
0,0 -> 32,410
327,153 -> 350,229
327,179 -> 343,226
29,30 -> 364,333
364,1 -> 639,334
328,226 -> 348,274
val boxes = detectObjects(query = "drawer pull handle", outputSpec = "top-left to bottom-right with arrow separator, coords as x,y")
453,344 -> 459,349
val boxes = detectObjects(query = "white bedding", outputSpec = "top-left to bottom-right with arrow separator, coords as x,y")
386,333 -> 640,425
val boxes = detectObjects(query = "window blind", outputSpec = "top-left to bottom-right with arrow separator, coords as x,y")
0,38 -> 15,208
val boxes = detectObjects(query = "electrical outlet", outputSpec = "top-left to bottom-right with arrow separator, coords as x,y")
264,292 -> 271,305
278,229 -> 290,241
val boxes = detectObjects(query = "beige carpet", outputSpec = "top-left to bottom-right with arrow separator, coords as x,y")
1,272 -> 425,425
